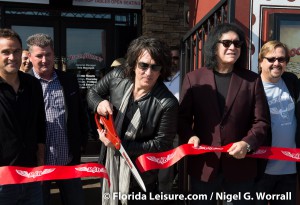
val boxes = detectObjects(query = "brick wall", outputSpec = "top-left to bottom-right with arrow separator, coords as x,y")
142,0 -> 189,47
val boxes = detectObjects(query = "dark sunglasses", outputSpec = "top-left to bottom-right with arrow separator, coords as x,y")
218,40 -> 243,48
172,56 -> 179,60
263,57 -> 286,63
138,62 -> 162,72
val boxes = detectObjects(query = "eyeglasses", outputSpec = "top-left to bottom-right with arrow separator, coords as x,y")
263,57 -> 286,63
138,62 -> 162,72
172,56 -> 179,60
218,40 -> 243,48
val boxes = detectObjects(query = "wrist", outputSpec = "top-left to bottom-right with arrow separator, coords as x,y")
246,143 -> 252,153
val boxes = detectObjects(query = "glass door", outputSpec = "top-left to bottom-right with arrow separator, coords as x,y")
11,26 -> 54,49
65,28 -> 106,90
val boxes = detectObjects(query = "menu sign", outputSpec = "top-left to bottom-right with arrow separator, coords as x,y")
75,64 -> 98,89
67,53 -> 105,89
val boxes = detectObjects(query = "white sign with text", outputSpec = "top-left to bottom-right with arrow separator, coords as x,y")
0,0 -> 48,4
72,0 -> 141,10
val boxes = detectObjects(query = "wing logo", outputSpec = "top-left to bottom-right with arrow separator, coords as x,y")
193,146 -> 223,151
146,152 -> 176,165
16,168 -> 56,178
281,151 -> 300,160
75,166 -> 107,174
252,149 -> 267,155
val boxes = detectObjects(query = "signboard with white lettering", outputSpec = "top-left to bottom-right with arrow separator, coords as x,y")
0,0 -> 49,4
72,0 -> 141,10
68,53 -> 105,89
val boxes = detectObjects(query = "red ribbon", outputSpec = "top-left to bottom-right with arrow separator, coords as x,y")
0,163 -> 110,186
3,145 -> 300,185
135,143 -> 300,173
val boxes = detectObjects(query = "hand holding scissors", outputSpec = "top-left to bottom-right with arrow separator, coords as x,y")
94,113 -> 147,192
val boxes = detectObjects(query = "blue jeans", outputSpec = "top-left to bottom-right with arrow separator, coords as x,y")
190,174 -> 254,205
255,173 -> 297,205
43,178 -> 84,205
0,182 -> 43,205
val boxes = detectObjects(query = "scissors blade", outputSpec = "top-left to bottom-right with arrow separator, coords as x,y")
119,145 -> 147,192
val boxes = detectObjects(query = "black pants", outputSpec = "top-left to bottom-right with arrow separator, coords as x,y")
255,173 -> 297,205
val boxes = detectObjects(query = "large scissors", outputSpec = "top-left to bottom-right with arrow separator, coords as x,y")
94,113 -> 147,192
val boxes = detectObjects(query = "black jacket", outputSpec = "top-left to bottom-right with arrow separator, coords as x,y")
30,69 -> 89,165
87,67 -> 179,186
55,70 -> 89,164
258,72 -> 300,181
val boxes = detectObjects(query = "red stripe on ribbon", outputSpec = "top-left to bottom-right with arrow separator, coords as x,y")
135,144 -> 300,173
0,163 -> 110,186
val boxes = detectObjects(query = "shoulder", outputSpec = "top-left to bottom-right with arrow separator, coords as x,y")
55,69 -> 75,79
186,67 -> 210,75
152,81 -> 179,108
234,68 -> 260,82
19,71 -> 41,87
183,67 -> 212,81
281,72 -> 299,96
55,70 -> 78,85
108,67 -> 126,78
100,67 -> 128,88
282,71 -> 298,81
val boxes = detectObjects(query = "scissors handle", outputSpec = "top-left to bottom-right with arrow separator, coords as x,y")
94,113 -> 121,150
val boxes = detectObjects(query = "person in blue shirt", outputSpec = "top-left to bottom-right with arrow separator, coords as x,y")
256,40 -> 299,205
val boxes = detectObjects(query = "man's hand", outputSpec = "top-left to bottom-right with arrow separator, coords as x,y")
188,136 -> 200,148
227,141 -> 249,159
97,129 -> 115,148
96,100 -> 113,116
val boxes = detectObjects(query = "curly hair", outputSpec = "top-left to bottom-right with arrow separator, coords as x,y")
204,23 -> 247,70
26,33 -> 54,52
124,36 -> 172,81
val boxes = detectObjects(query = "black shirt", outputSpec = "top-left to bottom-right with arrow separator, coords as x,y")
0,71 -> 46,166
214,70 -> 232,115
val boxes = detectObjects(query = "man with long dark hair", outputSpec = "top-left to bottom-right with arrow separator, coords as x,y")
178,23 -> 270,205
88,36 -> 178,205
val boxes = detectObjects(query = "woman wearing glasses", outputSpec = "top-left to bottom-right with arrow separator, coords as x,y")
178,23 -> 270,205
87,36 -> 178,205
255,40 -> 299,205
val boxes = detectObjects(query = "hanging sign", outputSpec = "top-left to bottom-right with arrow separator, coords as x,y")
0,0 -> 49,4
72,0 -> 141,10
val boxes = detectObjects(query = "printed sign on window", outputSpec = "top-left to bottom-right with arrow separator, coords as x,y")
72,0 -> 141,10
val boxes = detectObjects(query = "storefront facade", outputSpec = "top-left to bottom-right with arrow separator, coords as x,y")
0,0 -> 141,90
0,0 -> 189,156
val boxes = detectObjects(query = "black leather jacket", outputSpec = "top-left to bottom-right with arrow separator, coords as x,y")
87,67 -> 179,186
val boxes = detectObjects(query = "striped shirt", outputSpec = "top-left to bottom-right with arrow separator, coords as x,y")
33,70 -> 71,165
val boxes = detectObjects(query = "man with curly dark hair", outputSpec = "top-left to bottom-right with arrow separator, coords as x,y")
87,36 -> 179,205
178,23 -> 270,205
